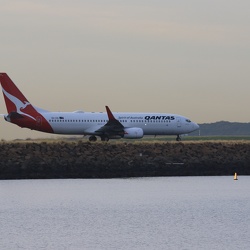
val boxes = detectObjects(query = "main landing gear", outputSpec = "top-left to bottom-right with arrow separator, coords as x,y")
101,136 -> 109,142
176,135 -> 181,141
89,135 -> 97,142
88,135 -> 109,142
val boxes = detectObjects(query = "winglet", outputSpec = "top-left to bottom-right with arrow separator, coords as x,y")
105,106 -> 116,120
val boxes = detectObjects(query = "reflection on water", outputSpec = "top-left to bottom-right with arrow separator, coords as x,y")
0,177 -> 249,250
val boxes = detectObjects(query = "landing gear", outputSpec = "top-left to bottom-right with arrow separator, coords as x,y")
176,135 -> 181,141
101,135 -> 109,142
89,135 -> 97,142
88,135 -> 110,142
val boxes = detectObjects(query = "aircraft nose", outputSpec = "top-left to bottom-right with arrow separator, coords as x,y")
193,122 -> 199,131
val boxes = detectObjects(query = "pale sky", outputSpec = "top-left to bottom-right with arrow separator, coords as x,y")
0,0 -> 250,140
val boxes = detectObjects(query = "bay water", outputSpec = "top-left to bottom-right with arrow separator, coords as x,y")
0,177 -> 249,250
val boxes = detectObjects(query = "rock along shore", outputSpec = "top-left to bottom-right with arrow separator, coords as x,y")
0,141 -> 250,179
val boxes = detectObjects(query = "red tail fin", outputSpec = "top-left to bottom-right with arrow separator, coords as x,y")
0,73 -> 38,121
0,73 -> 31,114
0,73 -> 54,133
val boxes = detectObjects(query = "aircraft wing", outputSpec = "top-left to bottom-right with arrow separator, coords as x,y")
95,106 -> 124,136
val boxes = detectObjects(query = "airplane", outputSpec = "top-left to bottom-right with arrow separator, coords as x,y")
0,73 -> 199,141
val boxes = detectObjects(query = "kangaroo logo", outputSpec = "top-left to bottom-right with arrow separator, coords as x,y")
2,87 -> 36,121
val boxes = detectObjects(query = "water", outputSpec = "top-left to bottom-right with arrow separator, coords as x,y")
0,177 -> 249,250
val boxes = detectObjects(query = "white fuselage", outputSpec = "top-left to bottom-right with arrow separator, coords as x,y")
42,111 -> 199,136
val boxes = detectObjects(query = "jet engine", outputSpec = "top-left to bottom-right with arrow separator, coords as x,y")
123,127 -> 144,139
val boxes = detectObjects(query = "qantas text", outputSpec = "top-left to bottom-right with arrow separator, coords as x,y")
144,116 -> 175,120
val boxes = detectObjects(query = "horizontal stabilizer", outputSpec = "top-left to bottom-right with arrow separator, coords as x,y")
7,112 -> 24,119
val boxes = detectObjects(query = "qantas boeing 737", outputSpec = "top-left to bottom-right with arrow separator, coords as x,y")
0,73 -> 199,141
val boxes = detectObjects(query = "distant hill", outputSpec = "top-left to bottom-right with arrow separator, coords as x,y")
190,121 -> 250,136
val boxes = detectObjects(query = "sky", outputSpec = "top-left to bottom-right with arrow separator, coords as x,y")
0,0 -> 250,140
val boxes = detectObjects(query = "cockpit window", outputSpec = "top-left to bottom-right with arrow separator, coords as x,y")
186,119 -> 191,123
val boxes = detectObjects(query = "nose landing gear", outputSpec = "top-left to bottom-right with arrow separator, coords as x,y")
176,135 -> 181,141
